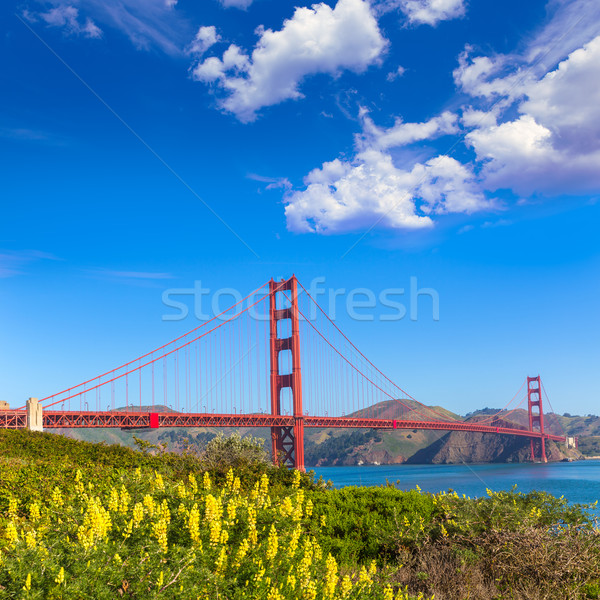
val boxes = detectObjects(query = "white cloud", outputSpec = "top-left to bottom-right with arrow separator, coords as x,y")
386,65 -> 406,81
399,0 -> 466,25
359,109 -> 458,150
187,26 -> 220,56
37,4 -> 102,38
192,0 -> 386,122
285,113 -> 489,233
464,35 -> 600,194
26,0 -> 189,55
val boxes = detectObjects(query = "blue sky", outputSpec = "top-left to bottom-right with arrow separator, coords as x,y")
1,0 -> 599,415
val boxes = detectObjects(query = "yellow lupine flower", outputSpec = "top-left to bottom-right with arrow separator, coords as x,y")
203,472 -> 211,491
259,474 -> 269,496
227,498 -> 237,522
23,573 -> 32,592
156,570 -> 164,588
8,498 -> 18,519
220,528 -> 229,545
29,502 -> 40,521
51,487 -> 63,508
6,522 -> 19,546
154,472 -> 165,491
383,586 -> 394,600
143,494 -> 155,517
267,587 -> 284,600
108,488 -> 119,512
232,476 -> 241,493
177,483 -> 187,499
215,546 -> 227,575
188,473 -> 198,494
279,496 -> 293,518
119,485 -> 130,514
324,554 -> 338,598
208,520 -> 221,546
288,525 -> 302,557
234,538 -> 249,567
226,468 -> 234,490
340,575 -> 353,598
205,494 -> 223,522
55,567 -> 65,585
287,573 -> 297,590
292,469 -> 301,489
188,503 -> 201,545
25,530 -> 36,549
357,565 -> 372,589
159,499 -> 171,524
303,579 -> 317,600
152,518 -> 169,553
266,524 -> 278,561
133,502 -> 144,526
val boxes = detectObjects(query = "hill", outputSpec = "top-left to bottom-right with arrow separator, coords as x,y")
48,402 -> 597,464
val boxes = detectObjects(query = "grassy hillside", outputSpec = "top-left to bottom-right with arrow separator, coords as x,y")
1,430 -> 599,599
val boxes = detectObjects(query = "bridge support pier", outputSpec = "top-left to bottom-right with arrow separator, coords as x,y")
527,376 -> 546,463
26,397 -> 43,432
269,276 -> 305,471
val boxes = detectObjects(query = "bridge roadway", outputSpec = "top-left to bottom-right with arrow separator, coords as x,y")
0,410 -> 566,443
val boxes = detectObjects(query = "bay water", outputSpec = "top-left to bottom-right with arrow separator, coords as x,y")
313,459 -> 600,514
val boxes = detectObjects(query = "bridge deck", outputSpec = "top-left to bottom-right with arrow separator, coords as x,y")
0,410 -> 565,442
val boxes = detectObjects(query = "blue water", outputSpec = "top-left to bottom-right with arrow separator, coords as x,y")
313,460 -> 600,513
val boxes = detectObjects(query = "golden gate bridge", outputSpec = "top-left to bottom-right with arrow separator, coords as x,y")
0,276 -> 570,469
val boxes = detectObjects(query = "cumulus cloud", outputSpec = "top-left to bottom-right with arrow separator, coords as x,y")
187,26 -> 220,56
191,0 -> 386,121
285,112 -> 489,233
399,0 -> 466,25
34,4 -> 102,38
377,0 -> 465,26
463,35 -> 600,194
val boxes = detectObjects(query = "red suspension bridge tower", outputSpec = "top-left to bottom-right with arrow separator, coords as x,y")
527,375 -> 546,463
269,276 -> 305,471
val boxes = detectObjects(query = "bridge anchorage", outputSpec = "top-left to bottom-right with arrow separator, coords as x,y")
1,276 -> 573,468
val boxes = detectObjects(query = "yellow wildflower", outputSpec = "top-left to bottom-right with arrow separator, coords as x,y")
29,502 -> 40,521
324,554 -> 338,598
203,472 -> 211,491
55,567 -> 65,585
25,531 -> 36,549
23,573 -> 32,592
6,523 -> 18,546
133,502 -> 144,526
266,524 -> 278,561
51,487 -> 63,508
340,575 -> 353,598
8,498 -> 18,519
143,494 -> 155,517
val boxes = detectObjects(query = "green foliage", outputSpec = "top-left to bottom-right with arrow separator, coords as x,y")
199,432 -> 269,473
1,430 -> 599,599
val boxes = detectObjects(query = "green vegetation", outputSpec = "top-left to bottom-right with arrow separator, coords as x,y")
579,437 -> 600,457
1,430 -> 599,599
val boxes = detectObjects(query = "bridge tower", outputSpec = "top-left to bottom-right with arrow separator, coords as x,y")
269,276 -> 305,471
527,375 -> 547,463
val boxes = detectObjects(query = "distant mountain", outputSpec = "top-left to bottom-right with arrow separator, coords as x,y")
50,401 -> 597,464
